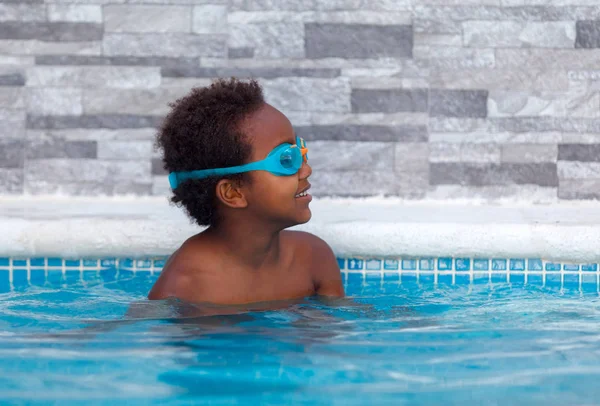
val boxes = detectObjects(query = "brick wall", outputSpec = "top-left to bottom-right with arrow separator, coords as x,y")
2,0 -> 600,200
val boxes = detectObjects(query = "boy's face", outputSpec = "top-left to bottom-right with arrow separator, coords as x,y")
242,103 -> 313,228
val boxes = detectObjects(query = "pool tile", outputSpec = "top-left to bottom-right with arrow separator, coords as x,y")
419,258 -> 434,271
30,258 -> 45,267
473,259 -> 489,271
545,272 -> 562,286
582,264 -> 598,272
48,258 -> 62,267
564,264 -> 580,271
365,259 -> 382,271
336,258 -> 345,270
455,258 -> 471,272
65,259 -> 80,268
492,259 -> 507,271
527,259 -> 543,271
12,269 -> 28,286
419,273 -> 435,285
509,273 -> 525,285
491,272 -> 508,283
563,273 -> 580,286
527,274 -> 543,285
455,274 -> 470,285
545,262 -> 561,271
402,259 -> 417,271
83,259 -> 98,268
437,273 -> 453,285
401,273 -> 418,284
154,258 -> 167,269
509,259 -> 526,271
347,258 -> 364,271
438,257 -> 453,271
30,270 -> 45,285
12,259 -> 27,267
581,273 -> 597,285
472,272 -> 489,284
101,258 -> 117,268
0,258 -> 8,268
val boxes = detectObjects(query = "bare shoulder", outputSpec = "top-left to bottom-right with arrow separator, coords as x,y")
282,230 -> 344,297
147,235 -> 214,301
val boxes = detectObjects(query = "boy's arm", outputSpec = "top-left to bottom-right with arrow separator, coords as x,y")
309,235 -> 345,297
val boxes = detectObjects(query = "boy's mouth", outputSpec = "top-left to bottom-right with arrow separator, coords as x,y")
295,185 -> 311,198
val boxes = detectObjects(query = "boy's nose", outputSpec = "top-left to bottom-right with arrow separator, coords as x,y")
299,161 -> 312,179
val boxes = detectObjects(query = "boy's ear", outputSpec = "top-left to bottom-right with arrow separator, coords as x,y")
215,179 -> 248,209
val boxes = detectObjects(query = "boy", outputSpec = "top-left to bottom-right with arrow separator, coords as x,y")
148,78 -> 345,305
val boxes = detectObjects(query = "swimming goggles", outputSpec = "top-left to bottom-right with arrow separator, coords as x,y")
168,136 -> 309,189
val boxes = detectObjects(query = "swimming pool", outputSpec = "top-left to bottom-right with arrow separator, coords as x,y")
4,197 -> 600,404
2,259 -> 600,405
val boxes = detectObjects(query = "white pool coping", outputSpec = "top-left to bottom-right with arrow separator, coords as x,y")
1,195 -> 600,262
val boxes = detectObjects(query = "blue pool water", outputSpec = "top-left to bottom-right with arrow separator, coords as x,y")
2,270 -> 600,405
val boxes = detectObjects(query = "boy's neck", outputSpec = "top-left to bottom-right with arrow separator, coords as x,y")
206,220 -> 284,270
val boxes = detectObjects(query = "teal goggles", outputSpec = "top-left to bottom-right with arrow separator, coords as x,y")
169,136 -> 309,190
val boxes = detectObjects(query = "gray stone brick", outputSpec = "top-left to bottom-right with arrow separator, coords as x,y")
414,5 -> 600,21
229,0 -> 411,11
26,88 -> 82,116
490,117 -> 600,133
104,5 -> 191,33
430,89 -> 488,118
304,141 -> 393,171
0,88 -> 24,108
429,143 -> 501,163
414,18 -> 463,34
502,144 -> 558,163
463,21 -> 576,48
305,23 -> 412,59
35,55 -> 199,68
0,3 -> 46,21
430,162 -> 558,186
229,22 -> 304,58
83,87 -> 189,115
351,88 -> 428,113
428,185 -> 557,201
263,77 -> 351,113
488,91 -> 565,118
26,66 -> 161,89
193,5 -> 227,34
558,144 -> 600,162
161,66 -> 340,79
394,143 -> 429,197
152,158 -> 167,175
309,170 -> 399,197
496,49 -> 600,71
97,140 -> 153,160
26,138 -> 97,159
24,180 -> 153,197
576,21 -> 600,48
27,115 -> 163,130
558,161 -> 600,178
47,5 -> 102,22
0,139 -> 24,168
0,40 -> 102,56
415,48 -> 495,69
152,175 -> 170,196
295,125 -> 427,142
414,34 -> 462,47
430,66 -> 568,91
559,179 -> 600,200
103,34 -> 227,58
0,22 -> 103,41
0,73 -> 24,86
0,169 -> 23,194
228,47 -> 254,58
26,159 -> 151,183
